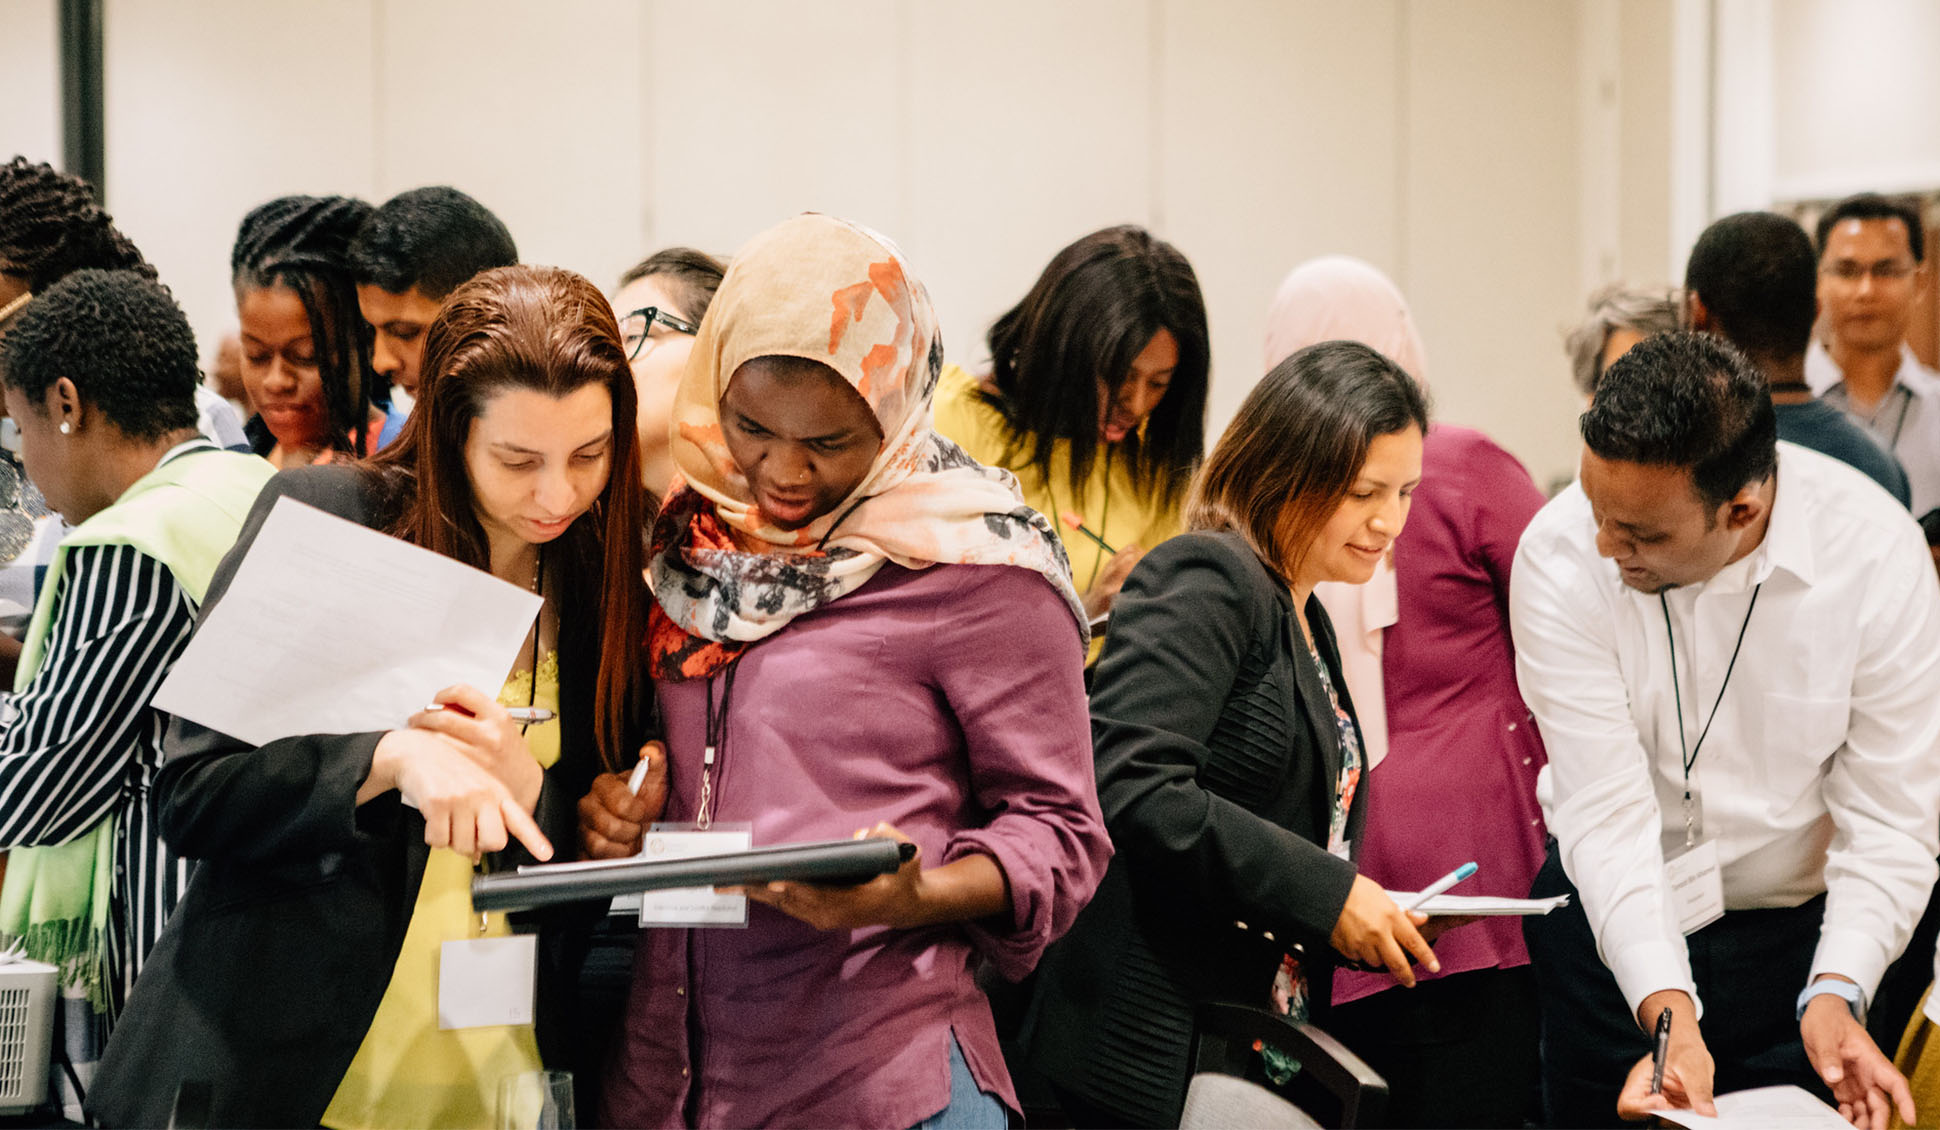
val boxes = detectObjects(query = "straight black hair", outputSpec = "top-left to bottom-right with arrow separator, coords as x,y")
984,225 -> 1208,510
1815,193 -> 1925,263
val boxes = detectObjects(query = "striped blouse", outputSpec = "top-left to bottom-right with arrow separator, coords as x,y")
0,540 -> 199,1014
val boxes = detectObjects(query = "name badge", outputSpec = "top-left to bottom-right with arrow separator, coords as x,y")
1666,839 -> 1725,935
639,823 -> 753,928
438,934 -> 536,1029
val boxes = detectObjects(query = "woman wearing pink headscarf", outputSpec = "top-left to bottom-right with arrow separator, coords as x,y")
1265,257 -> 1548,1129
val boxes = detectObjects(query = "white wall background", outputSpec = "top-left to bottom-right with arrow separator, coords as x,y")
0,0 -> 60,175
19,0 -> 1928,485
1,0 -> 1607,484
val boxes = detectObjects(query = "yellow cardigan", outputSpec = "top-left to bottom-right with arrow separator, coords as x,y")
932,365 -> 1184,657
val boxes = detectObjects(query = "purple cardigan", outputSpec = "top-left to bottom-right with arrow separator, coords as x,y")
1334,425 -> 1550,1004
602,561 -> 1110,1129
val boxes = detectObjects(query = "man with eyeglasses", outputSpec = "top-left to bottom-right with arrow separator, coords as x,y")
1806,193 -> 1940,516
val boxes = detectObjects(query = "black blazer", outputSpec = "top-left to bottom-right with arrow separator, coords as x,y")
1023,530 -> 1369,1129
89,466 -> 637,1129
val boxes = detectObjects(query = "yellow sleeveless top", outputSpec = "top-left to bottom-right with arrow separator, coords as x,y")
321,651 -> 561,1130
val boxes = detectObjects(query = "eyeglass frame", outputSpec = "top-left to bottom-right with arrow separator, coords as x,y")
1819,259 -> 1920,284
620,306 -> 699,360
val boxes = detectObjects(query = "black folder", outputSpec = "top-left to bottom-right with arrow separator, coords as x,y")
470,837 -> 915,912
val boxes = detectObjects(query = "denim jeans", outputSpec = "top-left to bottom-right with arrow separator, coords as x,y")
910,1034 -> 1008,1130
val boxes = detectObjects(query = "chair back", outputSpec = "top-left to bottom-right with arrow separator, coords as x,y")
1186,1001 -> 1388,1128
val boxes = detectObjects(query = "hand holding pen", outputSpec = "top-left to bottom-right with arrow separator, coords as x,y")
1616,992 -> 1716,1122
578,740 -> 669,859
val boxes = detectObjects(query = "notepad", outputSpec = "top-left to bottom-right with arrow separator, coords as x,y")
1384,891 -> 1571,916
1651,1085 -> 1850,1129
153,496 -> 542,745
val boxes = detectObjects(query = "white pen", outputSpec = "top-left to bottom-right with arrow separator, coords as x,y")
421,703 -> 556,724
626,750 -> 653,794
1405,861 -> 1479,914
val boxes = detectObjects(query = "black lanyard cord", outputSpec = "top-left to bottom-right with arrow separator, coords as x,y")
697,657 -> 741,828
1660,582 -> 1762,784
1890,386 -> 1915,449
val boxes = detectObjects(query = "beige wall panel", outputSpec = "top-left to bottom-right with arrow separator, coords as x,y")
102,0 -> 378,360
374,0 -> 648,296
1160,0 -> 1403,432
1403,0 -> 1585,486
905,0 -> 1154,374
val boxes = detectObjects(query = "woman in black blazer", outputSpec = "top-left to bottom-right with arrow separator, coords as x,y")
89,267 -> 654,1129
1025,340 -> 1447,1128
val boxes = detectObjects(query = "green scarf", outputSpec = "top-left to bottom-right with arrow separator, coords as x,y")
0,445 -> 272,1010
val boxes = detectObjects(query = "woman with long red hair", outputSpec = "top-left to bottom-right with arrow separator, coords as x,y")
92,265 -> 655,1130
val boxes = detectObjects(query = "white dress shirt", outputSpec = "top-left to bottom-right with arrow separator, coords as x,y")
1807,341 -> 1940,518
1511,442 -> 1940,1018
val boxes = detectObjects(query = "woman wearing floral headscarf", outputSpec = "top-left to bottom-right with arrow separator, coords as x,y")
580,213 -> 1110,1129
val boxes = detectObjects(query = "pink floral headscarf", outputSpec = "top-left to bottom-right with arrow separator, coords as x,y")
649,214 -> 1083,673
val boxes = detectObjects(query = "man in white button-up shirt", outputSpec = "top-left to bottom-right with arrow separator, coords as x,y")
1512,332 -> 1940,1129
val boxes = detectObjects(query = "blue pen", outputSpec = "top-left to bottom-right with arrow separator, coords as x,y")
1405,861 -> 1479,914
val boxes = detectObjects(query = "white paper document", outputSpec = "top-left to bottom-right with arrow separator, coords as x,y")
153,496 -> 542,746
1385,891 -> 1572,917
1652,1085 -> 1850,1129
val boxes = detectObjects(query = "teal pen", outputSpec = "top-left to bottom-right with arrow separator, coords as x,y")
1405,861 -> 1479,913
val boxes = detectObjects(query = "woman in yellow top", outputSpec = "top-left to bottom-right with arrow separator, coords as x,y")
933,225 -> 1209,635
90,265 -> 656,1129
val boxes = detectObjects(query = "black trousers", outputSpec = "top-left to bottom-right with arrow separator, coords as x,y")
1522,846 -> 1830,1129
1327,966 -> 1541,1129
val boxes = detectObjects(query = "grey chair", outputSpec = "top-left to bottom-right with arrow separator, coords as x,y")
1181,1002 -> 1388,1129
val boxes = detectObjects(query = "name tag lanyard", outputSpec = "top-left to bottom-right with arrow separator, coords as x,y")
697,658 -> 741,830
1660,584 -> 1762,848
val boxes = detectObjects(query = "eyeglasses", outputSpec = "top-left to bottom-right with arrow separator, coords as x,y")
619,306 -> 698,360
1821,260 -> 1918,284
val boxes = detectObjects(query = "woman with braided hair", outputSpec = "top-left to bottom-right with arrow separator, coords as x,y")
0,156 -> 248,454
231,194 -> 406,467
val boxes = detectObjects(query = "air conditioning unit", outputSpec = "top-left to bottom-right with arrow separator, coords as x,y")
0,958 -> 57,1115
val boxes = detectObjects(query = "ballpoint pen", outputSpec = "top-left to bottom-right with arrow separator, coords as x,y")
1405,861 -> 1479,914
421,703 -> 555,724
1649,1007 -> 1672,1094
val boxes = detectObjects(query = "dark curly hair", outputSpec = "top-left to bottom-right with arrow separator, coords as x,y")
1581,331 -> 1777,512
0,156 -> 154,292
349,186 -> 518,300
232,194 -> 378,455
0,269 -> 199,441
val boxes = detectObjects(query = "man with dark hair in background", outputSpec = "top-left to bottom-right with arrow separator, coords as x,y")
1685,211 -> 1910,506
1512,332 -> 1940,1128
350,185 -> 517,404
1807,193 -> 1939,516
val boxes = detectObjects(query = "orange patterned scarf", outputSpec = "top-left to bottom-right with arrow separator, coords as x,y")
645,214 -> 1084,680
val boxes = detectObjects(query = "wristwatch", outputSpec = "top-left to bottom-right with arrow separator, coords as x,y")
1795,979 -> 1866,1022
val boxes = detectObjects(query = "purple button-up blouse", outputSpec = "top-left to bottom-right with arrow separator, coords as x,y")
1333,425 -> 1550,1005
602,561 -> 1110,1129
